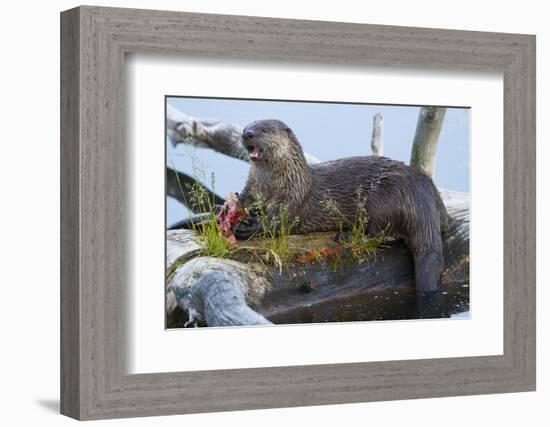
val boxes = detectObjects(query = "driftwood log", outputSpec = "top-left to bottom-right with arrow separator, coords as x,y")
166,190 -> 469,328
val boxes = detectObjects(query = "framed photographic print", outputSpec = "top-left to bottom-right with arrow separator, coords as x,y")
61,6 -> 536,420
164,96 -> 471,329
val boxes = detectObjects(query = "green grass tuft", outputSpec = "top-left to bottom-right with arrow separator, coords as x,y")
321,185 -> 390,261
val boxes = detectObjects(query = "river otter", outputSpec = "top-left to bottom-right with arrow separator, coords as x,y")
235,119 -> 450,295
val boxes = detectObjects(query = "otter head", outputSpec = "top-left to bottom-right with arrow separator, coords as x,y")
241,119 -> 304,165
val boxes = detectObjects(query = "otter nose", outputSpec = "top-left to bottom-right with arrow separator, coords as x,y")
243,129 -> 254,140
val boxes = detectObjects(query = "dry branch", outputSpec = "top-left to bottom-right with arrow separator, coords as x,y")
167,105 -> 321,164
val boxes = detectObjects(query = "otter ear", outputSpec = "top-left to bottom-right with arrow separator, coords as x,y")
284,127 -> 298,143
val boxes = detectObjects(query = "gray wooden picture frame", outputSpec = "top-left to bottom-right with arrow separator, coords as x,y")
60,5 -> 536,420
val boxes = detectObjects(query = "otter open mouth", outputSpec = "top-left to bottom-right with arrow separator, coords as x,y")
246,144 -> 262,160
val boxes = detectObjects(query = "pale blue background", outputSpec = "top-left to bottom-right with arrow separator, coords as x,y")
167,97 -> 469,226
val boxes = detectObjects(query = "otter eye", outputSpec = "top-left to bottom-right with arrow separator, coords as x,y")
260,127 -> 268,133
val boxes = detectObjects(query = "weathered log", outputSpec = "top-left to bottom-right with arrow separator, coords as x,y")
166,190 -> 469,327
167,105 -> 321,165
409,107 -> 447,178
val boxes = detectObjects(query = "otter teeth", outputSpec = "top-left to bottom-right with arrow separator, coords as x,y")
247,145 -> 261,159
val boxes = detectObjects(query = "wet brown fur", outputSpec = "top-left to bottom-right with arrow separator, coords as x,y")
238,119 -> 450,293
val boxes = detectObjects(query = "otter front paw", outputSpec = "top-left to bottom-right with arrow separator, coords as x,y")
234,218 -> 263,240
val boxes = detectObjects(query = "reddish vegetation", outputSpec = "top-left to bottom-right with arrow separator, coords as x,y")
216,192 -> 246,242
295,251 -> 319,264
295,245 -> 342,265
319,246 -> 340,258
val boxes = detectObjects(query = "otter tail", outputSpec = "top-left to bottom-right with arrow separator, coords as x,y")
435,191 -> 450,234
413,238 -> 447,318
410,193 -> 446,294
413,242 -> 444,294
